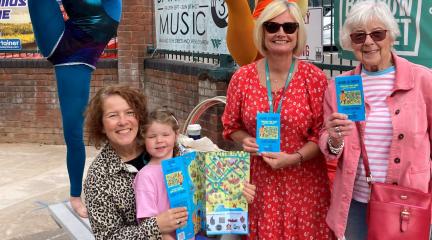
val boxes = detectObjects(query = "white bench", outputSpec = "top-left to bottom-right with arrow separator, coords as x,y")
48,201 -> 94,240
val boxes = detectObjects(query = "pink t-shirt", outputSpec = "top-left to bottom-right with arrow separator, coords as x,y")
133,164 -> 170,219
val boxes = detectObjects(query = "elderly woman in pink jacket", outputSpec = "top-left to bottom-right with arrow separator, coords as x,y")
319,1 -> 432,239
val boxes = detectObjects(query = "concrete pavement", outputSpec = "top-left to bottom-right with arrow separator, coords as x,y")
0,144 -> 98,240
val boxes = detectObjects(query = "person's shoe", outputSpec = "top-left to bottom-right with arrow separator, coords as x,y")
70,196 -> 88,218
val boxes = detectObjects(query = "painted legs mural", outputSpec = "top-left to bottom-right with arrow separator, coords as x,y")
226,0 -> 308,66
28,0 -> 121,217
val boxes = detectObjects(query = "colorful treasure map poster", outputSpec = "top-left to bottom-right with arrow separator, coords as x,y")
162,151 -> 250,237
205,151 -> 250,235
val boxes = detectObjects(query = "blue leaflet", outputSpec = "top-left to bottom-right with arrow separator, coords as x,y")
161,152 -> 197,240
335,75 -> 366,121
256,112 -> 281,153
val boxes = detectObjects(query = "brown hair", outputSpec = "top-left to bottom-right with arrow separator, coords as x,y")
142,107 -> 180,156
85,85 -> 148,149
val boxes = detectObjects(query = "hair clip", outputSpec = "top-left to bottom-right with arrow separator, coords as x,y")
171,114 -> 179,126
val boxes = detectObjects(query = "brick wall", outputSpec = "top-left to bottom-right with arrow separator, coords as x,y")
0,0 -> 152,144
0,60 -> 118,144
117,0 -> 154,88
197,79 -> 240,151
0,0 -> 239,150
144,59 -> 239,151
145,68 -> 198,121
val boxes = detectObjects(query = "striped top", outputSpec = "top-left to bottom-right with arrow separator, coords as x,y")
352,66 -> 395,203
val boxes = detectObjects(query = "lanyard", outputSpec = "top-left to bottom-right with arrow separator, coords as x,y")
265,58 -> 296,113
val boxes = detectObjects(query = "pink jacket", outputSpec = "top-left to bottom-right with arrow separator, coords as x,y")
319,53 -> 432,238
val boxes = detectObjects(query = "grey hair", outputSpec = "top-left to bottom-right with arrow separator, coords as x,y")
253,0 -> 306,57
340,1 -> 400,50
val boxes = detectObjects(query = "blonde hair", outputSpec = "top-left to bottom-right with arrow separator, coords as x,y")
142,107 -> 180,156
340,1 -> 400,51
253,0 -> 306,57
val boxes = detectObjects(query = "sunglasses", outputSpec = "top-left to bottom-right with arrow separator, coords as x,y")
350,30 -> 387,44
263,21 -> 299,34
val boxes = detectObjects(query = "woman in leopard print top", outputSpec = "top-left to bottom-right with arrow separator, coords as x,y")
84,86 -> 188,239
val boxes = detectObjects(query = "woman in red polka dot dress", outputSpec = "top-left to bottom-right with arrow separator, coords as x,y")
222,1 -> 332,239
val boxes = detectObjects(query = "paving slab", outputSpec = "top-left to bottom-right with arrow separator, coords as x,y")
0,144 -> 98,240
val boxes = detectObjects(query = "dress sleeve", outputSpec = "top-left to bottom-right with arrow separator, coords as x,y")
222,68 -> 247,140
84,163 -> 162,240
134,170 -> 159,219
304,62 -> 328,144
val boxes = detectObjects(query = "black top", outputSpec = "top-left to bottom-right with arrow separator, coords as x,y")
125,152 -> 149,171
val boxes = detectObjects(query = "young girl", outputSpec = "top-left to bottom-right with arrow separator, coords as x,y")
134,108 -> 257,240
133,108 -> 184,240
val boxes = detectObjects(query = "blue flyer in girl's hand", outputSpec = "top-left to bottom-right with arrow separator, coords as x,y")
162,152 -> 196,240
256,113 -> 281,152
335,75 -> 365,121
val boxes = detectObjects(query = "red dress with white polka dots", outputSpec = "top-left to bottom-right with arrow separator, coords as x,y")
222,61 -> 332,239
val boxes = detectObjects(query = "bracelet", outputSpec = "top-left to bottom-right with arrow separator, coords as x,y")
328,137 -> 344,155
295,151 -> 304,164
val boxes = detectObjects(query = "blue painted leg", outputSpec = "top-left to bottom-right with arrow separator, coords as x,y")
55,65 -> 92,198
28,0 -> 64,56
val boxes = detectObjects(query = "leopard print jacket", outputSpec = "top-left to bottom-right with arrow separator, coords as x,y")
84,144 -> 162,240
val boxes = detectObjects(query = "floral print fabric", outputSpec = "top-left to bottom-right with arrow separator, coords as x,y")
222,61 -> 332,239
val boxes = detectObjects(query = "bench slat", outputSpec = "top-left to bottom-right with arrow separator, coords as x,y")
65,202 -> 92,230
48,202 -> 95,240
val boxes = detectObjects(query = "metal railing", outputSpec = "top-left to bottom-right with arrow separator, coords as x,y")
147,47 -> 234,68
2,0 -> 355,77
315,52 -> 356,77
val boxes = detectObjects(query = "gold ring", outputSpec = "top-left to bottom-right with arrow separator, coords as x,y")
335,126 -> 341,133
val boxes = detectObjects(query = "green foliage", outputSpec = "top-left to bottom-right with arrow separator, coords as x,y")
0,23 -> 33,36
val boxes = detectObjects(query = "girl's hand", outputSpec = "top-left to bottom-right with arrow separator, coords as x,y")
242,136 -> 259,153
261,152 -> 299,169
242,181 -> 256,204
324,113 -> 354,146
155,207 -> 188,233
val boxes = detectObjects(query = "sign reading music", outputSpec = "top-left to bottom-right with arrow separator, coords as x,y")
154,0 -> 229,54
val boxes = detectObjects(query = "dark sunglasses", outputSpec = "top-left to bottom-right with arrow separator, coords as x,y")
263,21 -> 299,34
350,30 -> 387,44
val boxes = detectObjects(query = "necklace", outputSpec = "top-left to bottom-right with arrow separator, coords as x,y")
265,58 -> 296,113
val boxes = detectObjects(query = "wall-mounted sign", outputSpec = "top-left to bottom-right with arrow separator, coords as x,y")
0,0 -> 34,51
300,7 -> 323,62
0,39 -> 21,50
154,0 -> 229,54
335,0 -> 432,68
